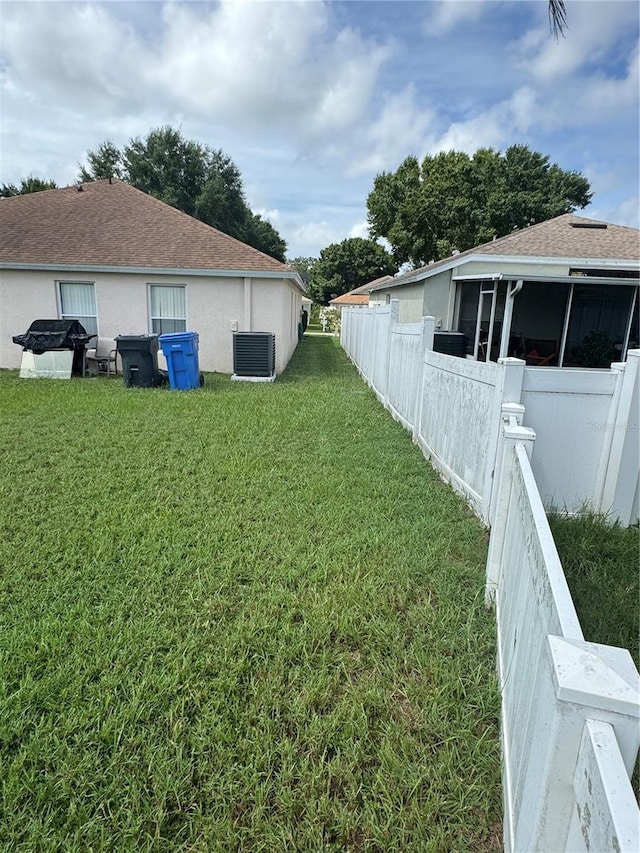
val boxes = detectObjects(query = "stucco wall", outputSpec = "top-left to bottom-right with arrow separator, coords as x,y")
369,282 -> 424,322
421,269 -> 454,327
0,269 -> 301,373
458,259 -> 571,278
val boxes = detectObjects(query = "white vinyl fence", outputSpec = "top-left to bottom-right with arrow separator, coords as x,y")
487,417 -> 639,852
341,303 -> 639,526
340,302 -> 640,851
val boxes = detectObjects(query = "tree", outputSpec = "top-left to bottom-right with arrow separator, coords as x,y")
0,176 -> 57,197
78,141 -> 122,182
367,145 -> 592,268
287,256 -> 317,283
79,127 -> 287,261
242,212 -> 287,263
308,237 -> 396,304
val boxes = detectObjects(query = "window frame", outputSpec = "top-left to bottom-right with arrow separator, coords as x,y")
57,280 -> 98,335
147,283 -> 188,335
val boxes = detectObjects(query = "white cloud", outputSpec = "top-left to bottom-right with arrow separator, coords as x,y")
348,221 -> 370,240
426,0 -> 489,35
0,2 -> 148,112
149,0 -> 392,146
515,1 -> 639,81
289,220 -> 340,256
431,104 -> 511,154
254,207 -> 281,225
352,86 -> 437,174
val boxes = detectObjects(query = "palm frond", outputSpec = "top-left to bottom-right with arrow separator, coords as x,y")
549,0 -> 568,40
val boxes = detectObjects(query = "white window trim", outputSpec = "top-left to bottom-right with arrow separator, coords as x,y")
147,283 -> 188,335
57,280 -> 98,333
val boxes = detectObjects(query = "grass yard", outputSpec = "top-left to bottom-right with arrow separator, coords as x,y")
0,337 -> 501,851
548,512 -> 639,665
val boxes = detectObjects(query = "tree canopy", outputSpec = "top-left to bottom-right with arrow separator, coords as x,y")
79,127 -> 287,262
307,237 -> 395,304
366,145 -> 592,268
0,176 -> 58,197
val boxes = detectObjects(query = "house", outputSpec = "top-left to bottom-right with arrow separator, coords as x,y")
368,215 -> 639,368
0,180 -> 306,375
329,276 -> 393,313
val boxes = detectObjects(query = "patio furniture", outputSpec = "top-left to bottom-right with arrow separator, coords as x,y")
85,336 -> 118,376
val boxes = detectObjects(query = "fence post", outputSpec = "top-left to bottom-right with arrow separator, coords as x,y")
384,300 -> 400,406
414,316 -> 436,442
498,356 -> 526,404
516,635 -> 640,851
485,418 -> 536,606
340,306 -> 348,353
421,315 -> 436,352
566,720 -> 640,853
482,357 -> 526,524
599,349 -> 639,525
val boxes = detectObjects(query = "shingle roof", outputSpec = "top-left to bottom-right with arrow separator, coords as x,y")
369,214 -> 640,291
476,213 -> 639,260
0,179 -> 290,273
329,293 -> 370,306
351,275 -> 393,294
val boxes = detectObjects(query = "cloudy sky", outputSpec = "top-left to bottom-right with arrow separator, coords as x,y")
1,0 -> 638,259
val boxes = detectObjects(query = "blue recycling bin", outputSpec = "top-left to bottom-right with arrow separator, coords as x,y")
158,331 -> 201,390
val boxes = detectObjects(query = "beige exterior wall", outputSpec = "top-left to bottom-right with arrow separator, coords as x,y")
369,282 -> 424,322
458,259 -> 571,278
420,269 -> 454,328
0,268 -> 301,374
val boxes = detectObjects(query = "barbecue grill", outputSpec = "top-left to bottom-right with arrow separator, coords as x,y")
13,319 -> 96,376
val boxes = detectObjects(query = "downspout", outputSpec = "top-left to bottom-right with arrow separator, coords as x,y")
499,279 -> 523,359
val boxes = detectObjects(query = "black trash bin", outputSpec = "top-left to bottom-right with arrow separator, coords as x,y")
115,335 -> 161,388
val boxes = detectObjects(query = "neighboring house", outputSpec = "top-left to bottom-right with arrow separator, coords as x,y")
368,215 -> 639,367
329,276 -> 393,312
0,180 -> 306,375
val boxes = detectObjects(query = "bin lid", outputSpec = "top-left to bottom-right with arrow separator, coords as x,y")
158,331 -> 199,342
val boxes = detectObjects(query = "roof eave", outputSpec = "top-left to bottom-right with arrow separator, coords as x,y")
0,261 -> 306,289
369,253 -> 640,290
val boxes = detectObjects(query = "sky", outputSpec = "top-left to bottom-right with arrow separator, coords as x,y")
1,0 -> 638,260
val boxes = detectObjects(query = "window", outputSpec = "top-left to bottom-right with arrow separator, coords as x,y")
149,285 -> 186,334
59,282 -> 97,335
563,283 -> 637,368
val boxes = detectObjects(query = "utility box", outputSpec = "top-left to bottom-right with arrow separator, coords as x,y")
433,331 -> 467,358
115,335 -> 160,388
233,332 -> 276,378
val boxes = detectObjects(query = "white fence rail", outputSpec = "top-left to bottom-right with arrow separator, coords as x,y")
341,303 -> 639,526
341,303 -> 640,850
487,418 -> 640,851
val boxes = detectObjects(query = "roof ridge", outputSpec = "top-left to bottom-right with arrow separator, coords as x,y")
0,177 -> 292,274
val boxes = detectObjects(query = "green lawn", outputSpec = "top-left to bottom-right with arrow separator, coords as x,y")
548,512 -> 639,665
0,337 -> 501,851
